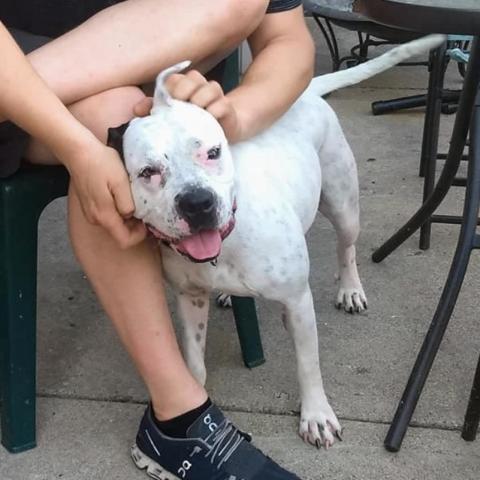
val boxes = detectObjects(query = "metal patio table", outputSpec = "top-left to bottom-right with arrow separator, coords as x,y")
353,0 -> 480,452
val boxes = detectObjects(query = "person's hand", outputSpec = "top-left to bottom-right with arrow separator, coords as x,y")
134,70 -> 242,143
134,97 -> 154,117
63,138 -> 146,249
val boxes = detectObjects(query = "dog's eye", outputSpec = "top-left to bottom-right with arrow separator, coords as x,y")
138,166 -> 159,179
207,146 -> 221,160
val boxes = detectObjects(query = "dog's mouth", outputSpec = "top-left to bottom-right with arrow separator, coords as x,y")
146,204 -> 236,264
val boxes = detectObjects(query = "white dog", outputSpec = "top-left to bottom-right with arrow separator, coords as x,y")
108,34 -> 444,449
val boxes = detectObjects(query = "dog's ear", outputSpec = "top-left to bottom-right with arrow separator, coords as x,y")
107,121 -> 130,163
153,60 -> 191,108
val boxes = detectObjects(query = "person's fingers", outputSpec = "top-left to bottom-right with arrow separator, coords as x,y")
110,176 -> 136,219
99,207 -> 137,249
206,98 -> 240,142
84,207 -> 99,225
168,71 -> 208,101
84,205 -> 100,225
96,178 -> 147,248
126,218 -> 148,245
206,98 -> 232,121
190,81 -> 224,109
133,97 -> 153,117
170,78 -> 203,101
114,218 -> 147,248
91,193 -> 146,248
70,181 -> 100,225
185,70 -> 208,84
164,73 -> 183,91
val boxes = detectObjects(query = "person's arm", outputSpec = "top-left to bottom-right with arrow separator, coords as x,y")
0,22 -> 145,248
0,23 -> 99,161
228,5 -> 315,141
159,6 -> 314,143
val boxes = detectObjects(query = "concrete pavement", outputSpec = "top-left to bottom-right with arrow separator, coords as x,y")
1,22 -> 479,479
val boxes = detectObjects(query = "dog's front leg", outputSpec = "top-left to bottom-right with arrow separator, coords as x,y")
283,286 -> 342,449
176,291 -> 210,386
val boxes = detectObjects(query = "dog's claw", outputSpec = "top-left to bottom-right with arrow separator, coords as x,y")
315,439 -> 322,450
216,293 -> 232,308
336,287 -> 367,314
335,430 -> 343,442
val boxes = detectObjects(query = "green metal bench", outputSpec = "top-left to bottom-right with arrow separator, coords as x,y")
0,53 -> 265,454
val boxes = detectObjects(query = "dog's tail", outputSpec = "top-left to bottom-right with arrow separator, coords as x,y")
306,34 -> 446,98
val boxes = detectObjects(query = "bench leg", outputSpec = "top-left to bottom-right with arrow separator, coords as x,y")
231,297 -> 265,368
0,187 -> 39,453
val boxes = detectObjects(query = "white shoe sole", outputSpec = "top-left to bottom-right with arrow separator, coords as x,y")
131,443 -> 181,480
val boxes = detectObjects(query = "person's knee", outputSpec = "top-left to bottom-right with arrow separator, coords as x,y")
215,0 -> 269,46
69,86 -> 145,143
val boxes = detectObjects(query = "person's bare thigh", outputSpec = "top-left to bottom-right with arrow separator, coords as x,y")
27,0 -> 268,106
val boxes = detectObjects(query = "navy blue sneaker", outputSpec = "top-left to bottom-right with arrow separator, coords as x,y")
132,403 -> 303,480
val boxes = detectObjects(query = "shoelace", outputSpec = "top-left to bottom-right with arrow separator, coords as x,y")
204,420 -> 247,471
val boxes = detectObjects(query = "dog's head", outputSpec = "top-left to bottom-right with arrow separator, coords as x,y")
108,61 -> 236,263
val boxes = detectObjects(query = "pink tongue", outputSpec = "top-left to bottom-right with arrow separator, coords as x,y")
177,229 -> 222,261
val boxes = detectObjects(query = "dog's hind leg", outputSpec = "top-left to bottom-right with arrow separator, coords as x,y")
322,202 -> 367,313
283,286 -> 342,448
176,291 -> 210,386
319,128 -> 367,313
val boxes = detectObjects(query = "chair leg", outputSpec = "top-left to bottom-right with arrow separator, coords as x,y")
312,15 -> 341,72
462,352 -> 480,441
384,81 -> 480,452
205,57 -> 265,369
0,187 -> 40,453
220,50 -> 240,94
419,43 -> 448,250
231,297 -> 265,368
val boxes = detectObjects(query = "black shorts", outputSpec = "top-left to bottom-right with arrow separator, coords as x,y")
0,1 -> 124,177
0,29 -> 54,177
0,1 -> 124,38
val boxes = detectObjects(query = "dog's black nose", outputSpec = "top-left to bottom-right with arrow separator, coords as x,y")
175,187 -> 217,230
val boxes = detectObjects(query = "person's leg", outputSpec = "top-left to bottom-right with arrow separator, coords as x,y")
26,0 -> 268,106
27,86 -> 208,419
68,187 -> 207,419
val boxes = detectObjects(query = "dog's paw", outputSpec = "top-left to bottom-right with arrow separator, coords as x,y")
335,285 -> 368,314
216,292 -> 232,308
299,400 -> 342,449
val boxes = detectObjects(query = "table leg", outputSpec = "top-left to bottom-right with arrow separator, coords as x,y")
384,82 -> 480,452
372,37 -> 480,264
462,351 -> 480,441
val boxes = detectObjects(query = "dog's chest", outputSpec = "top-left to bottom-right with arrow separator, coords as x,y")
161,246 -> 257,297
